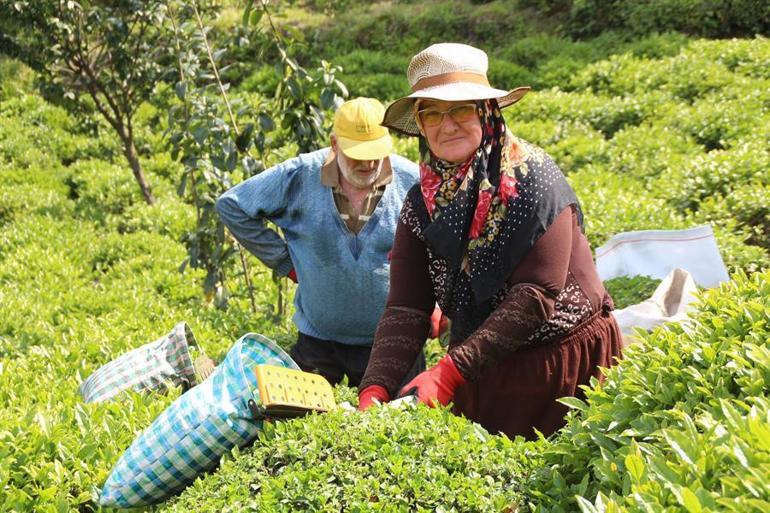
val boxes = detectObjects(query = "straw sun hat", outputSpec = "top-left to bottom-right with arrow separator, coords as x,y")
382,43 -> 531,137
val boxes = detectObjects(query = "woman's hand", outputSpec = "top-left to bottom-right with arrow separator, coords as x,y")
398,354 -> 465,407
429,306 -> 449,339
358,385 -> 390,411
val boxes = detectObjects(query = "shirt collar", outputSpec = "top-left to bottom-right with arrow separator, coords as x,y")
321,148 -> 393,189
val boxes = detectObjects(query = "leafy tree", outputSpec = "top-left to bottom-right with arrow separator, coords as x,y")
166,1 -> 262,311
1,0 -> 173,204
166,0 -> 346,310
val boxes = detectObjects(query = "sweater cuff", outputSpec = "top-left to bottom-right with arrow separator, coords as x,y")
359,306 -> 431,397
449,284 -> 554,381
273,255 -> 294,277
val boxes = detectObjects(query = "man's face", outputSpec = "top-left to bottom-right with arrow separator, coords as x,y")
332,136 -> 385,191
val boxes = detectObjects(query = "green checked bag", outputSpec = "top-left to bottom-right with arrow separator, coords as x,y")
98,333 -> 299,507
79,322 -> 201,403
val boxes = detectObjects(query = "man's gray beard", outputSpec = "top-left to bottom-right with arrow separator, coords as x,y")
338,155 -> 381,190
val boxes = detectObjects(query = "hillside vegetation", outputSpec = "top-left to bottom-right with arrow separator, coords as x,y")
0,1 -> 768,511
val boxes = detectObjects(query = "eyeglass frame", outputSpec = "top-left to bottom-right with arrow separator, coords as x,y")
414,101 -> 480,129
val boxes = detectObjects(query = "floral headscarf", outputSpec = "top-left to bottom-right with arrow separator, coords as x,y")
417,99 -> 582,305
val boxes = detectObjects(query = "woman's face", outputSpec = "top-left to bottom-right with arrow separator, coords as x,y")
417,100 -> 483,163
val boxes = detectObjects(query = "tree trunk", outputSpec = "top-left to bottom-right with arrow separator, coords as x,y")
119,128 -> 155,205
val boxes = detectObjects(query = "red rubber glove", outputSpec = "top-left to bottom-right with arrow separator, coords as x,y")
286,268 -> 298,283
398,354 -> 465,407
358,385 -> 390,411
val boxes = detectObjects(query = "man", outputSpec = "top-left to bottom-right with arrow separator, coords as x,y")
216,97 -> 424,387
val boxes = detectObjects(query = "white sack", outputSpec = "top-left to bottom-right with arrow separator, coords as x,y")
613,268 -> 699,347
596,224 -> 729,288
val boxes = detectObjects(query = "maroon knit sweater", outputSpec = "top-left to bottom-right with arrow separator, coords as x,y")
360,205 -> 608,396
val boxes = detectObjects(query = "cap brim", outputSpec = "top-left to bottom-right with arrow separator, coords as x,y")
336,133 -> 393,160
383,85 -> 531,137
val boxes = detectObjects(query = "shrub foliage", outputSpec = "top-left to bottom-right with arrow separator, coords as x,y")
0,3 -> 768,512
526,269 -> 770,512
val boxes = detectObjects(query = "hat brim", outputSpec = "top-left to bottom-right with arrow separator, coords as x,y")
336,133 -> 393,160
383,85 -> 531,137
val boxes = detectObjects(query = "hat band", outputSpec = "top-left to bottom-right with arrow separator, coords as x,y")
410,71 -> 490,93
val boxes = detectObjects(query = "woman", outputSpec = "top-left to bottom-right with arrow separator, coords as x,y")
357,43 -> 623,440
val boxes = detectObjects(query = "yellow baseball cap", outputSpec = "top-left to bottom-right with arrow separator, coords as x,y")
333,98 -> 393,160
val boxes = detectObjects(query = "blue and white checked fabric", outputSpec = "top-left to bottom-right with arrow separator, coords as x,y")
79,322 -> 198,403
99,333 -> 299,507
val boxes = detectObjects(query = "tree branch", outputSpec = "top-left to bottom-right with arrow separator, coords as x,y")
192,3 -> 239,136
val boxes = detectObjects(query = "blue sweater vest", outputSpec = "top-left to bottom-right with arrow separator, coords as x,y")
218,148 -> 418,345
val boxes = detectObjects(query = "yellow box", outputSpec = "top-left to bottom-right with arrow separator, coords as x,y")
253,364 -> 336,417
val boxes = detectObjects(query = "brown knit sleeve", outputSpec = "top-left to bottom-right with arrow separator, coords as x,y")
448,207 -> 574,380
359,216 -> 435,395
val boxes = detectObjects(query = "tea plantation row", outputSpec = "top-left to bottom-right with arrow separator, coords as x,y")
162,270 -> 770,513
0,34 -> 768,513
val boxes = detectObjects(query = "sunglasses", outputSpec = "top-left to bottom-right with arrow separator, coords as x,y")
417,103 -> 478,127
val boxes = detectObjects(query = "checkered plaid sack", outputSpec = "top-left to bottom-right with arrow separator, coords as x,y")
98,333 -> 298,508
79,322 -> 198,403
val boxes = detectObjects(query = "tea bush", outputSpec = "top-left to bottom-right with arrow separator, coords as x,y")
497,33 -> 589,70
668,98 -> 764,151
710,37 -> 770,79
562,0 -> 770,38
114,199 -> 195,238
330,50 -> 410,99
603,275 -> 662,310
694,183 -> 770,252
620,31 -> 691,59
0,56 -> 35,100
503,37 -> 770,269
0,166 -> 74,227
266,6 -> 718,100
0,214 -> 296,513
239,65 -> 281,97
66,159 -> 144,222
309,0 -> 528,58
568,53 -> 663,97
164,406 -> 541,513
508,118 -> 607,174
525,269 -> 770,512
0,90 -> 299,512
0,94 -> 116,168
1,19 -> 769,513
566,164 -> 689,247
662,141 -> 770,213
603,124 -> 700,181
